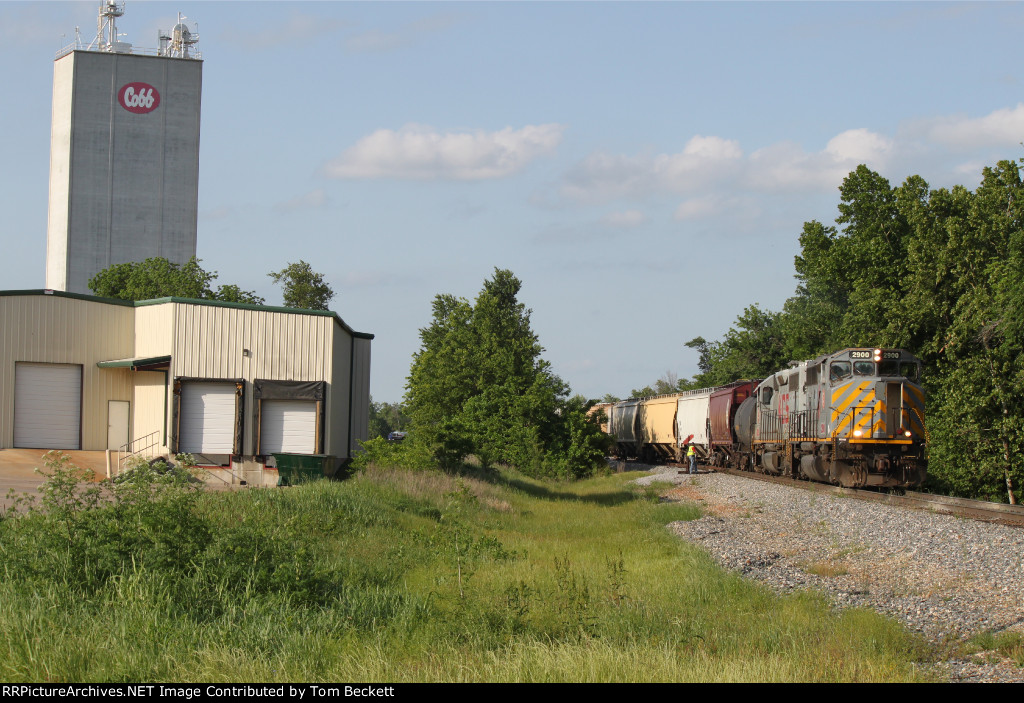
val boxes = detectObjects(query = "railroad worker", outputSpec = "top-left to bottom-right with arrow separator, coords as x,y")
687,444 -> 697,474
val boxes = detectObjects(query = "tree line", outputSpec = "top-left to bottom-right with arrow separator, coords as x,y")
88,257 -> 335,311
629,161 -> 1023,503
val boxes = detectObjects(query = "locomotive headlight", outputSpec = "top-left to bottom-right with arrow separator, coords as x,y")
873,348 -> 882,361
905,430 -> 912,437
853,429 -> 863,437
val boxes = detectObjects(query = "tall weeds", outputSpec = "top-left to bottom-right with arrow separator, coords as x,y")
0,454 -> 933,682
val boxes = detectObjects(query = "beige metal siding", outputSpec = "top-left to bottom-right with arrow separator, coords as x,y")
132,371 -> 168,452
130,304 -> 175,452
170,302 -> 336,456
0,295 -> 134,450
133,304 -> 175,357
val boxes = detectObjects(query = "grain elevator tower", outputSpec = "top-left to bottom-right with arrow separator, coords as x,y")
46,1 -> 203,294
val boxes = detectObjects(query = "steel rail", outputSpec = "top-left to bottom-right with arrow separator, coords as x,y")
673,465 -> 1024,527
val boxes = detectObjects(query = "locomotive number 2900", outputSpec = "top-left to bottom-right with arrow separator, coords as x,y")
850,350 -> 901,359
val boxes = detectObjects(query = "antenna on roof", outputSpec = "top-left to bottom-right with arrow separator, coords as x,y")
163,11 -> 200,58
91,1 -> 132,53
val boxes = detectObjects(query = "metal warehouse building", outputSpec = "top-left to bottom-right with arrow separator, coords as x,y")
0,290 -> 372,483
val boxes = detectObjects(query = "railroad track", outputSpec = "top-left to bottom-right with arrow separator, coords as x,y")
665,463 -> 1024,527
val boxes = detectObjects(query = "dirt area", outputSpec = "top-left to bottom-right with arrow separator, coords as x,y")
662,472 -> 752,518
0,448 -> 111,508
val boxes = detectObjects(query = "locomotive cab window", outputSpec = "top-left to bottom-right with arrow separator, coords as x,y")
853,361 -> 875,376
829,361 -> 851,382
879,359 -> 900,376
761,388 -> 774,406
900,362 -> 920,381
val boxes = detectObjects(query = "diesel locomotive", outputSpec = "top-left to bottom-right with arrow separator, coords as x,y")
607,348 -> 927,489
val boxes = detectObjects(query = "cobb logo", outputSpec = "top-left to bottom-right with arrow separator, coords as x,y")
118,82 -> 161,114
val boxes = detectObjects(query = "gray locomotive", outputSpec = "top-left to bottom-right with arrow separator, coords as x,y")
607,347 -> 927,489
733,347 -> 926,488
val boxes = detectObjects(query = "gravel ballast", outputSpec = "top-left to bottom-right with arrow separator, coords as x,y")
634,466 -> 1024,683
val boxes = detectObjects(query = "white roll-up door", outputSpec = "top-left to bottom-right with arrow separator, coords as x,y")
14,362 -> 82,449
180,383 -> 236,454
261,400 -> 317,454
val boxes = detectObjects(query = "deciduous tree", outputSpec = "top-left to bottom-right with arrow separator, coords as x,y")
88,257 -> 264,304
405,268 -> 606,477
268,260 -> 335,310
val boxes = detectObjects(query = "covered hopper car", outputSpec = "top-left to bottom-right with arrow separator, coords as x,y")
610,381 -> 756,463
608,347 -> 926,489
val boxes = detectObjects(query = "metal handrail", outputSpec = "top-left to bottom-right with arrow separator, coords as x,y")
116,430 -> 161,475
56,43 -> 203,60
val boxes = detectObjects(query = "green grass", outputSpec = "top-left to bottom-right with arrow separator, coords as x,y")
966,630 -> 1024,667
0,457 -> 936,682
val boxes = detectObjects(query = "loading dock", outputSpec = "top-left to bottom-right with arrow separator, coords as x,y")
177,381 -> 241,457
14,362 -> 82,449
0,291 -> 373,483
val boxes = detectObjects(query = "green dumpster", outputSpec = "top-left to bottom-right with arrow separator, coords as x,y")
273,454 -> 335,486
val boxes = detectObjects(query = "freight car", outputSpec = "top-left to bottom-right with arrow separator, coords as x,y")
610,381 -> 756,463
609,347 -> 926,489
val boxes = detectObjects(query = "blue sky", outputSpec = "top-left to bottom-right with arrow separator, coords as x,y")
2,1 -> 1023,403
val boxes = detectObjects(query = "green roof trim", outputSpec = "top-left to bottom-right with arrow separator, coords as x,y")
0,289 -> 135,306
97,355 -> 172,370
0,290 -> 374,339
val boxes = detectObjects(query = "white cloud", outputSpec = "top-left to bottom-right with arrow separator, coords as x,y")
655,136 -> 743,188
562,152 -> 655,201
563,135 -> 742,201
565,128 -> 897,202
324,123 -> 565,180
563,104 -> 1024,203
920,103 -> 1024,151
746,130 -> 893,192
601,210 -> 647,228
746,141 -> 843,191
276,189 -> 328,212
825,128 -> 893,164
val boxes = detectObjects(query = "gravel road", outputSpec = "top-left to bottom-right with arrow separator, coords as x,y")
634,466 -> 1024,683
